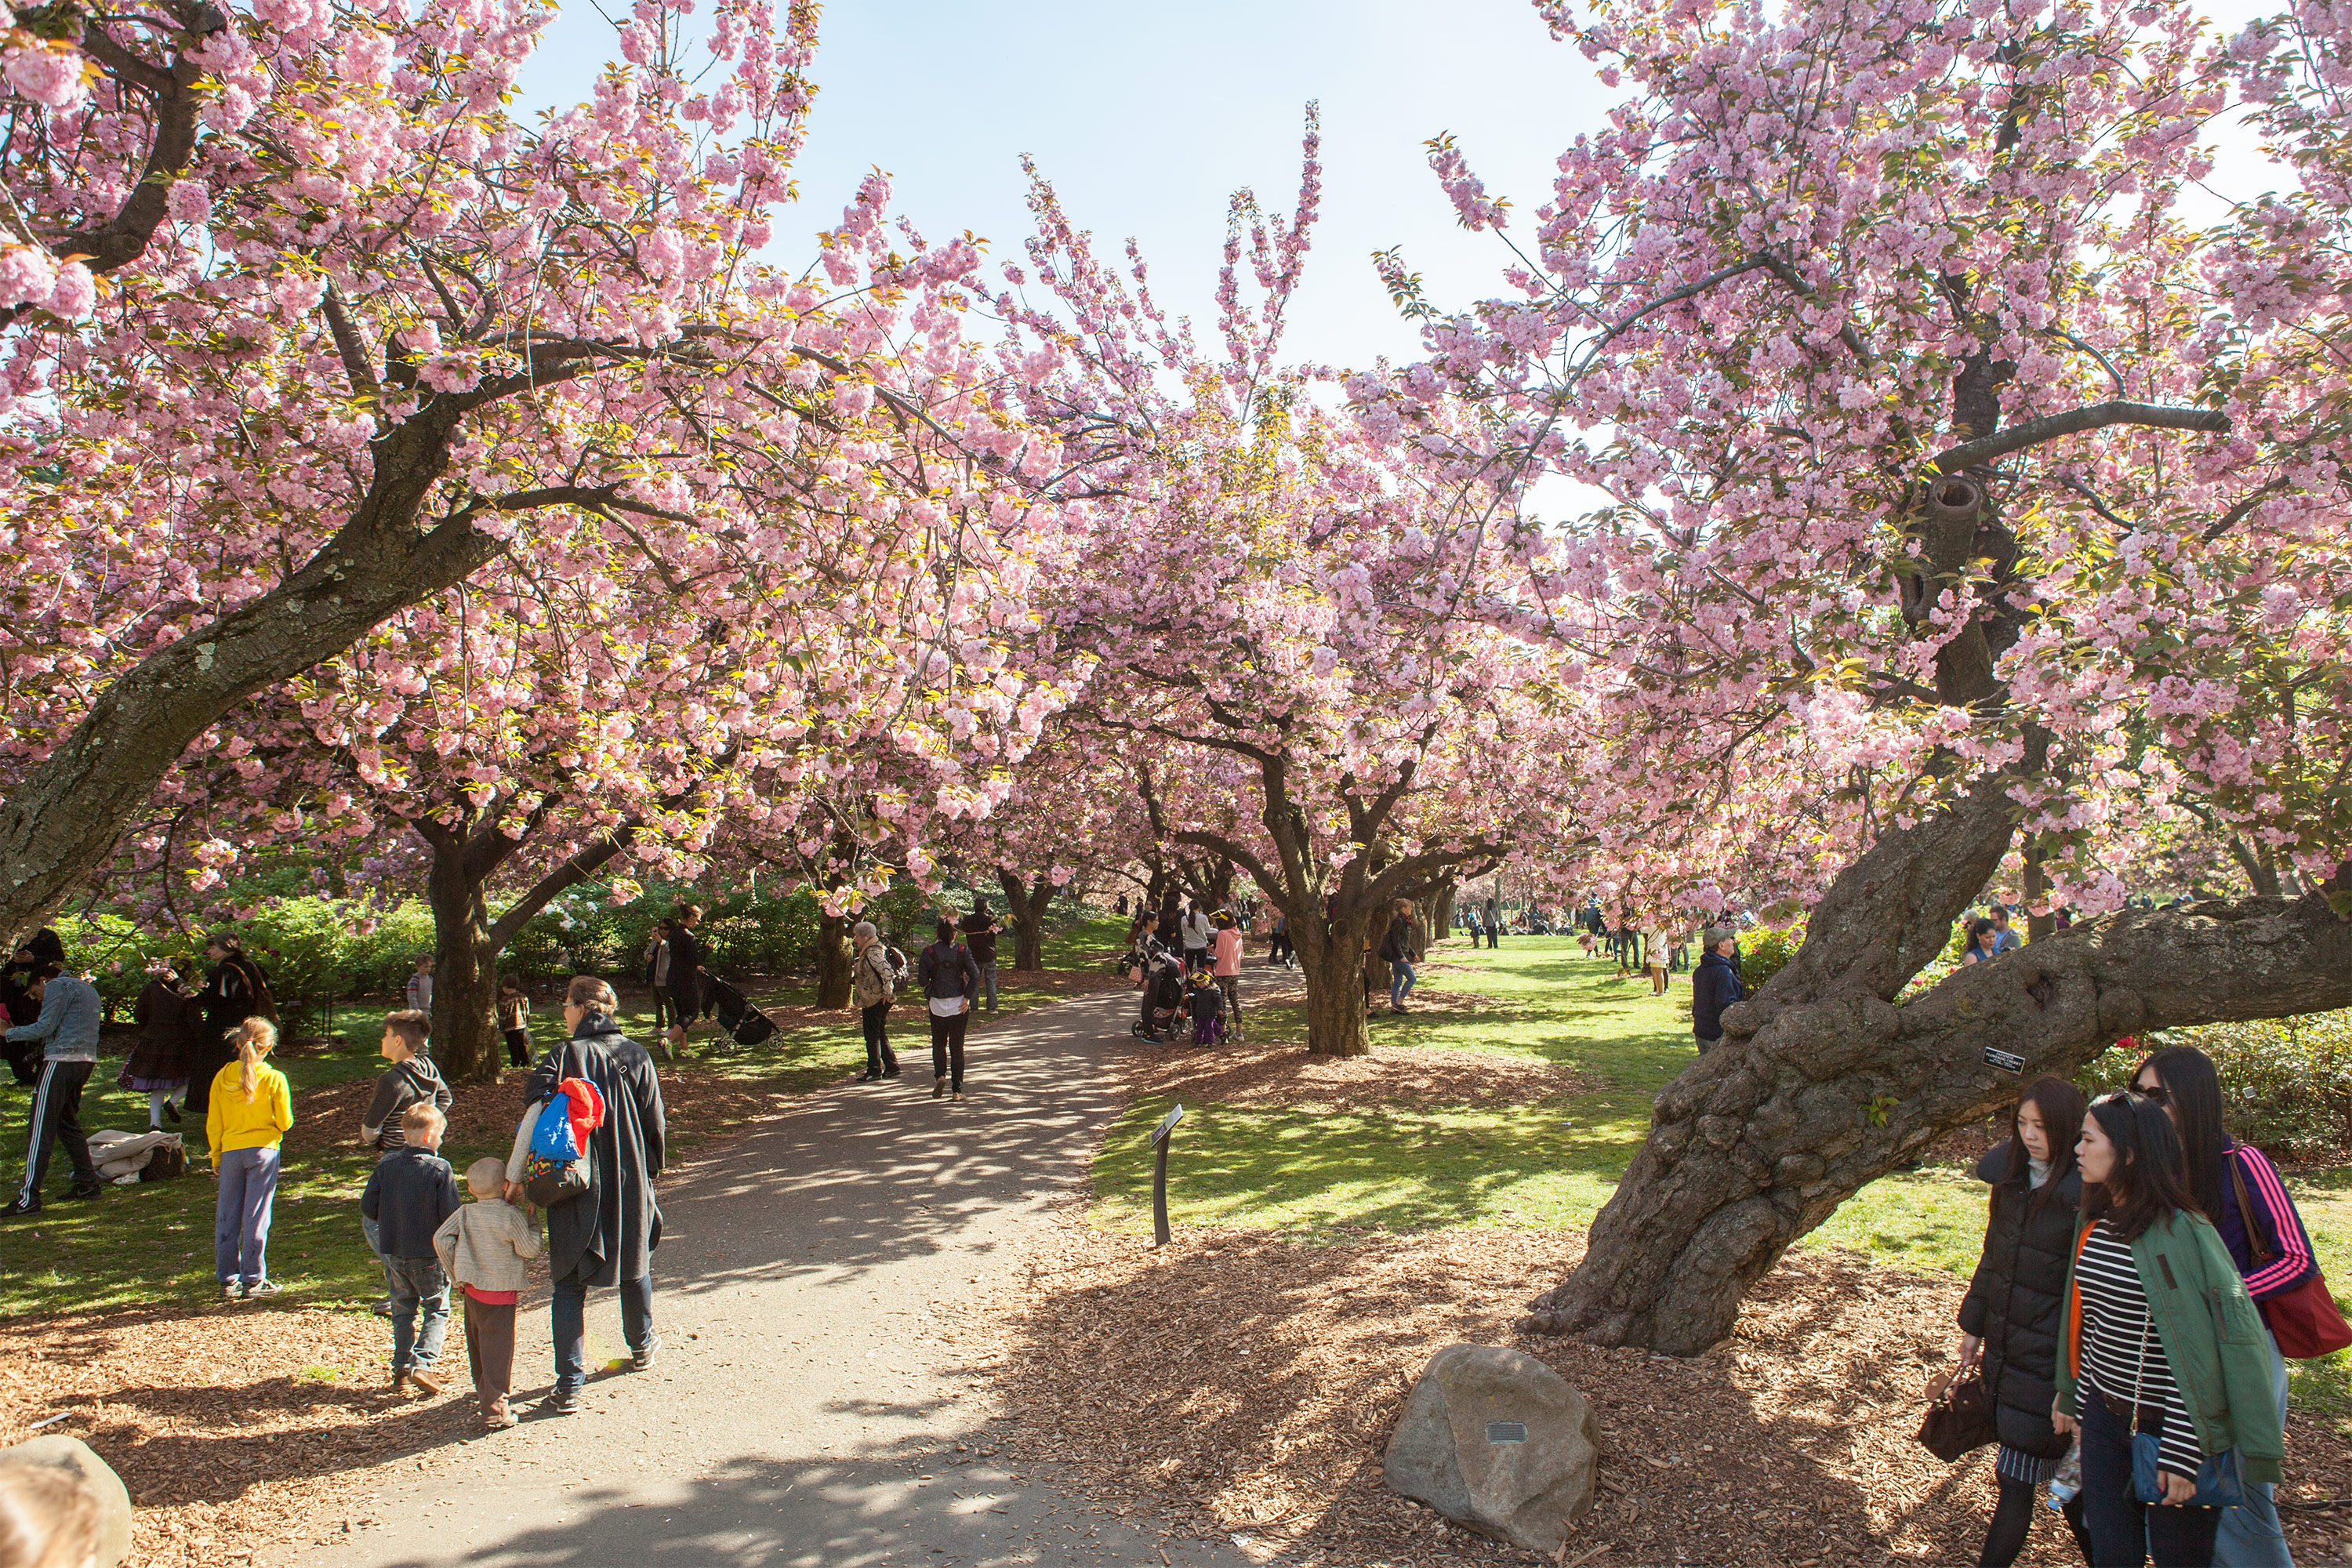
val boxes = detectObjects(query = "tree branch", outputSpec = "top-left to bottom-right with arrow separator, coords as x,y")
1930,402 -> 2230,474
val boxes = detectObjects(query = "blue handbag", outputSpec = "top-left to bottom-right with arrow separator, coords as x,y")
2124,1299 -> 2244,1508
2131,1432 -> 2241,1508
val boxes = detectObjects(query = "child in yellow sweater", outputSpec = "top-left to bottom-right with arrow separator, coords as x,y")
205,1018 -> 293,1301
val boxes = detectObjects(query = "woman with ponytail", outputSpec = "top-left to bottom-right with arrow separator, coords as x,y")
2053,1094 -> 2283,1568
205,1018 -> 292,1301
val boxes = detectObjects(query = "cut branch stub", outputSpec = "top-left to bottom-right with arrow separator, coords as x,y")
1923,474 -> 1985,525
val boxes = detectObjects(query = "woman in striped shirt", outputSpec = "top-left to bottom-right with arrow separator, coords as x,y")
2135,1046 -> 2319,1568
2054,1094 -> 2283,1568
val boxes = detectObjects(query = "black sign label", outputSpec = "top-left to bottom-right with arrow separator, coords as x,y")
1984,1047 -> 2026,1075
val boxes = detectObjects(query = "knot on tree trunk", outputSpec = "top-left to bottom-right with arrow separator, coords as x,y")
1923,474 -> 1986,526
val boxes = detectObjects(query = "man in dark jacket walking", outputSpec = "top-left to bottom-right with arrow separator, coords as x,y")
506,975 -> 666,1414
1690,929 -> 1746,1053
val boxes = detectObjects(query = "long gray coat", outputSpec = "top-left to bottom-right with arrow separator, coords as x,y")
528,1014 -> 666,1286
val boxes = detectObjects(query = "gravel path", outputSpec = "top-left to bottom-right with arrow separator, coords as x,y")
296,989 -> 1251,1568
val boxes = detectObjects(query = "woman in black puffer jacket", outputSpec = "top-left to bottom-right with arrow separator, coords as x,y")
1954,1075 -> 2093,1568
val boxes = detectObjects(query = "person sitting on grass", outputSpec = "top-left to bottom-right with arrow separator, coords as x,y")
361,1102 -> 460,1396
434,1155 -> 541,1430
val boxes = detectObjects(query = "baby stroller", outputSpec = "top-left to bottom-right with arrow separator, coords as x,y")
1131,960 -> 1185,1042
703,975 -> 778,1046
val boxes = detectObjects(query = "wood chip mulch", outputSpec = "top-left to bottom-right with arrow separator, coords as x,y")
1119,1038 -> 1592,1114
0,1304 -> 477,1566
974,1214 -> 2352,1566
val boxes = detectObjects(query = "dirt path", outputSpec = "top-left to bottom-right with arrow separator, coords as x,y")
292,989 -> 1252,1568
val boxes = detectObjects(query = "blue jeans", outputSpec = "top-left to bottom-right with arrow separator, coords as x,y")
382,1254 -> 449,1372
2212,1329 -> 2295,1567
976,960 -> 998,1014
2078,1381 -> 2223,1567
1390,958 -> 1417,1009
213,1145 -> 279,1287
551,1268 -> 654,1396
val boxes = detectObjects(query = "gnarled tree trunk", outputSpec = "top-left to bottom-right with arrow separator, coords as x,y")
1526,779 -> 2352,1354
995,867 -> 1054,971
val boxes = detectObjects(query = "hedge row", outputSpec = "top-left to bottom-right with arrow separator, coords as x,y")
50,877 -> 956,1029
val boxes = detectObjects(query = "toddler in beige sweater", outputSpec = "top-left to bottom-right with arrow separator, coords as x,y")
432,1157 -> 540,1428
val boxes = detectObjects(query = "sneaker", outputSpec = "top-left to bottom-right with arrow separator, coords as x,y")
881,1066 -> 900,1079
410,1367 -> 445,1396
372,1299 -> 395,1318
390,1369 -> 410,1394
0,1198 -> 40,1220
931,1078 -> 947,1100
629,1339 -> 658,1372
222,1280 -> 243,1301
58,1181 -> 102,1201
952,1090 -> 967,1102
858,1070 -> 880,1083
543,1387 -> 581,1416
245,1279 -> 281,1300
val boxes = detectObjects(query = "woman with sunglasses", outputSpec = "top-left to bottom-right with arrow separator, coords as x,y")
2134,1046 -> 2321,1568
2053,1094 -> 2283,1568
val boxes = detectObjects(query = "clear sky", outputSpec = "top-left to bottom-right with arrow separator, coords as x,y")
520,0 -> 1610,375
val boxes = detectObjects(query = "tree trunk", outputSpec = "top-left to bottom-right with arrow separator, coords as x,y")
1291,911 -> 1371,1055
814,910 -> 852,1009
1526,778 -> 2352,1354
1434,883 -> 1457,943
995,867 -> 1054,971
424,837 -> 503,1083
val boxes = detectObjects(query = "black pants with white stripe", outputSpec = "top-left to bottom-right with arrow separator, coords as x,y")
19,1058 -> 97,1203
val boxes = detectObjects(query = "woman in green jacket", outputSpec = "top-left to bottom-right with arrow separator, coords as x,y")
2053,1094 -> 2284,1568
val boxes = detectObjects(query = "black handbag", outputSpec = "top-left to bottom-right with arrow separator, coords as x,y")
1917,1371 -> 1998,1461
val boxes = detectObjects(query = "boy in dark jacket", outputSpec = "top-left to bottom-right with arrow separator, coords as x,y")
1690,929 -> 1746,1053
360,1102 -> 462,1395
360,1011 -> 452,1152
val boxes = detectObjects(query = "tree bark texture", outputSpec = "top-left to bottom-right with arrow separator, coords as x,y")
814,910 -> 852,1010
994,867 -> 1054,972
1527,777 -> 2352,1354
424,837 -> 503,1085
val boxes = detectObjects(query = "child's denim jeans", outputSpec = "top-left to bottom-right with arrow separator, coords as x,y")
383,1254 -> 450,1372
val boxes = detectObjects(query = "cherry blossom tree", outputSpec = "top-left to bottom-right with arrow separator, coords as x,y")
0,0 -> 968,944
998,129 -> 1599,1054
1391,0 -> 2352,1350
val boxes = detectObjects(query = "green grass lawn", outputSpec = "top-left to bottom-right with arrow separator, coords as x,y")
1,916 -> 1136,1319
1094,935 -> 2351,1417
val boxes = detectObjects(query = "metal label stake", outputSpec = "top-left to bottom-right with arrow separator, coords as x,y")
1149,1102 -> 1185,1248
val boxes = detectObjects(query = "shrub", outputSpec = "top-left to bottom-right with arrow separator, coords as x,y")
1738,921 -> 1806,994
2078,1011 -> 2352,1163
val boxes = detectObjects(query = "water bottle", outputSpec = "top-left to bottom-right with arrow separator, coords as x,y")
2047,1444 -> 2082,1512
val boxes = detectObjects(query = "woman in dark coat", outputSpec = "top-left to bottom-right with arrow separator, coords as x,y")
189,935 -> 275,1115
1954,1075 -> 2093,1568
506,975 -> 666,1415
122,964 -> 204,1127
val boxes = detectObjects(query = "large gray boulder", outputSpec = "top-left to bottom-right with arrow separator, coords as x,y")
1383,1343 -> 1601,1555
0,1434 -> 134,1568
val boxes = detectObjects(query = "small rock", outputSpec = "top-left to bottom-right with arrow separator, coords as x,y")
0,1435 -> 134,1568
1382,1343 -> 1601,1556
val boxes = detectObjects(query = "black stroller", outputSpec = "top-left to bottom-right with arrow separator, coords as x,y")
1131,959 -> 1185,1042
702,975 -> 778,1046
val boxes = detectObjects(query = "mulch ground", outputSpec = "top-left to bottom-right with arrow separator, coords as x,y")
976,1214 -> 2352,1566
0,1304 -> 478,1566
